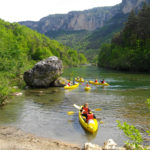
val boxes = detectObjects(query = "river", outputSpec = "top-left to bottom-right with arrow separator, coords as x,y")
0,66 -> 150,146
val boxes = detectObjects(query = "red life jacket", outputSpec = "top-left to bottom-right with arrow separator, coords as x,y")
82,107 -> 88,114
87,113 -> 94,122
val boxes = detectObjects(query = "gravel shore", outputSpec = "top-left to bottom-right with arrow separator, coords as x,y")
0,126 -> 81,150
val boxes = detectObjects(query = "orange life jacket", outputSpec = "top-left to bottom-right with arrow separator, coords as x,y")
82,107 -> 89,114
87,113 -> 94,122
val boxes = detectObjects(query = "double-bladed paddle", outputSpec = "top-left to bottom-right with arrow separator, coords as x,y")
67,104 -> 102,115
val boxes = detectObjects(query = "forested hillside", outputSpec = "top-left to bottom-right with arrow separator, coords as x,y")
98,3 -> 150,72
46,12 -> 128,62
0,19 -> 87,105
20,0 -> 150,63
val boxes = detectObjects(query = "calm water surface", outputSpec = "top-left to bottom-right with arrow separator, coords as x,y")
0,66 -> 150,146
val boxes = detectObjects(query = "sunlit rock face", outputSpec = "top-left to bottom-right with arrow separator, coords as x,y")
24,56 -> 63,88
19,0 -> 150,33
121,0 -> 149,14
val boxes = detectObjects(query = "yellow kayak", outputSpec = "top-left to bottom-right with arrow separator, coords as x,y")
64,83 -> 79,89
89,81 -> 109,86
75,78 -> 84,82
79,111 -> 98,133
84,86 -> 91,91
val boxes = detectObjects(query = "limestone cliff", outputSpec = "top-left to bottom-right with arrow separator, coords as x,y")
121,0 -> 150,13
19,0 -> 150,33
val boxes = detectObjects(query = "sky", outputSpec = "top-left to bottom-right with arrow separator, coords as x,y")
0,0 -> 122,22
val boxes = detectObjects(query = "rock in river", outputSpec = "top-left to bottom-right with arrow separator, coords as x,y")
24,56 -> 63,88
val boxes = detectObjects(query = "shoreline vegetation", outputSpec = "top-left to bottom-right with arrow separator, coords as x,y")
98,3 -> 150,72
0,19 -> 87,106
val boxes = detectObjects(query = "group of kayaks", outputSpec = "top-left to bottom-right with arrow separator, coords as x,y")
64,77 -> 109,91
89,81 -> 109,86
65,79 -> 106,133
74,104 -> 98,133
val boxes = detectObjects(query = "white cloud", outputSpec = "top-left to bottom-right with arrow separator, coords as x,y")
0,0 -> 122,22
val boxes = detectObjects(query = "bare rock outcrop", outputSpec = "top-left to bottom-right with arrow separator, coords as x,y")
24,56 -> 63,88
84,139 -> 126,150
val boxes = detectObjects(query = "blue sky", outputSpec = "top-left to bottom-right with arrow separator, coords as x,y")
0,0 -> 122,22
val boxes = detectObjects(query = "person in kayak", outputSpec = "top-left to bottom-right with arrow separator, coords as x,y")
101,79 -> 105,84
86,111 -> 96,123
73,79 -> 75,85
95,79 -> 98,83
86,82 -> 90,87
67,81 -> 71,86
80,103 -> 90,117
77,76 -> 80,80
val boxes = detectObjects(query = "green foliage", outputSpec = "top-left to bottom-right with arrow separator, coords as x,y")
146,99 -> 150,108
0,19 -> 87,105
146,130 -> 150,137
0,73 -> 19,105
31,47 -> 53,60
0,79 -> 9,105
98,3 -> 150,72
78,53 -> 87,64
117,98 -> 150,149
117,120 -> 143,149
145,99 -> 150,149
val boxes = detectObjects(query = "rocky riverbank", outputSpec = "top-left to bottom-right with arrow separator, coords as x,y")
0,126 -> 80,150
0,126 -> 134,150
1,126 -> 150,150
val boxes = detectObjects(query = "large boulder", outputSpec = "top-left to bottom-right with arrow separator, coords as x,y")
24,56 -> 63,88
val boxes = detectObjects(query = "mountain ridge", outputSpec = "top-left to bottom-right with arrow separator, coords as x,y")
19,0 -> 150,62
19,0 -> 149,33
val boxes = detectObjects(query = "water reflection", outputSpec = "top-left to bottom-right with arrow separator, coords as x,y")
24,87 -> 65,108
0,95 -> 25,124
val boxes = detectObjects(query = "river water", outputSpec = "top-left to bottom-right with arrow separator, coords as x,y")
0,66 -> 150,146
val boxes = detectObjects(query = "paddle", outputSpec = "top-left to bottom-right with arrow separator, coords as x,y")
66,104 -> 80,115
96,118 -> 104,124
67,104 -> 102,115
73,104 -> 102,111
73,104 -> 81,110
94,108 -> 102,111
67,111 -> 75,115
74,104 -> 104,124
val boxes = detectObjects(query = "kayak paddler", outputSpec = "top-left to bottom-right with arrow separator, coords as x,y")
95,79 -> 98,83
80,103 -> 91,118
86,111 -> 96,123
67,81 -> 71,86
86,83 -> 90,87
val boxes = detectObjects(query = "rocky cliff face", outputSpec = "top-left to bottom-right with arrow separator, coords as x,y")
19,0 -> 150,33
20,7 -> 114,32
121,0 -> 150,13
